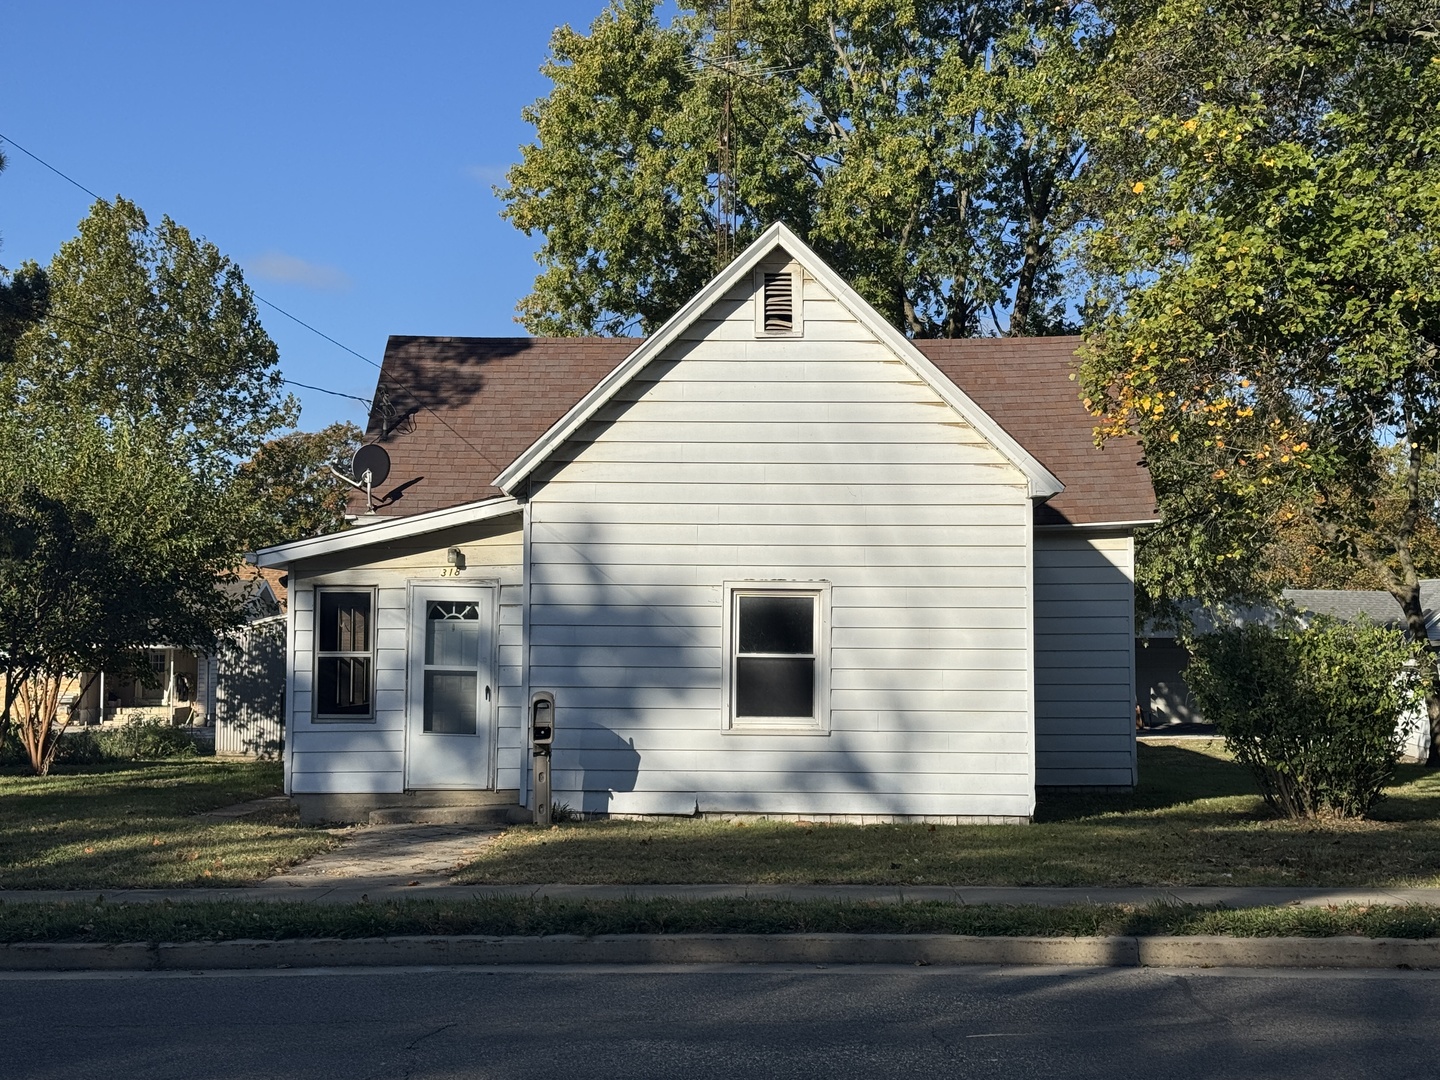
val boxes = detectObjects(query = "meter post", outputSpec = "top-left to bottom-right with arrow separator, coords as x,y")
530,691 -> 555,826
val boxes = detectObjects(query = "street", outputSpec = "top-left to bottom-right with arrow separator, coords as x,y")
2,964 -> 1434,1079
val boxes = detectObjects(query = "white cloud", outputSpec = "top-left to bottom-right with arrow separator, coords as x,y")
465,164 -> 511,187
248,250 -> 353,291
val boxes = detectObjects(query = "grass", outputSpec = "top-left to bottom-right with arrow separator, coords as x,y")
454,740 -> 1440,888
0,760 -> 334,889
2,897 -> 1439,943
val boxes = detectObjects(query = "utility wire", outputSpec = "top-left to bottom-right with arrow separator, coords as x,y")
0,132 -> 103,201
0,131 -> 508,475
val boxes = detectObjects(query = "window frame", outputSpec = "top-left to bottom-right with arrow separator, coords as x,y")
721,581 -> 831,735
752,267 -> 804,338
312,586 -> 378,722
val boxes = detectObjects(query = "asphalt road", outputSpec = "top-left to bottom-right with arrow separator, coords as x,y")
3,964 -> 1434,1079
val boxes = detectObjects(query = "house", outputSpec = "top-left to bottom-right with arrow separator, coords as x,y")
252,224 -> 1157,824
70,567 -> 287,758
1138,585 -> 1437,760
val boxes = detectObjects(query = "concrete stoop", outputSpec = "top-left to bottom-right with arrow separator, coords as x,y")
292,790 -> 527,826
4,934 -> 1439,972
366,804 -> 529,827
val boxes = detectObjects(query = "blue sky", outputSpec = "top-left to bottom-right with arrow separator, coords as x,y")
2,1 -> 641,433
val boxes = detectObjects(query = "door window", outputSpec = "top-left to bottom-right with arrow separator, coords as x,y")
422,601 -> 481,734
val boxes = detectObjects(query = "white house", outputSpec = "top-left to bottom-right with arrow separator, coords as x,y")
253,224 -> 1157,824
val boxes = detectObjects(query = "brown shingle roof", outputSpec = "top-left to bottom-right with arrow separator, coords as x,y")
358,334 -> 1155,528
914,337 -> 1157,527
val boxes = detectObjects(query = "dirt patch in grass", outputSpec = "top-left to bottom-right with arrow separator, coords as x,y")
454,741 -> 1440,888
2,897 -> 1438,943
0,761 -> 334,889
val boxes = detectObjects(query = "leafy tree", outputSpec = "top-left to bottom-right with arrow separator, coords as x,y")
0,197 -> 294,774
501,0 -> 1096,337
1078,1 -> 1440,761
233,421 -> 363,551
0,146 -> 50,370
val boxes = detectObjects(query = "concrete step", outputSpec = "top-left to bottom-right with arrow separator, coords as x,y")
367,804 -> 530,826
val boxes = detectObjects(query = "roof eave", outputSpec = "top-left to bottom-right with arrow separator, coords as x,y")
249,495 -> 523,568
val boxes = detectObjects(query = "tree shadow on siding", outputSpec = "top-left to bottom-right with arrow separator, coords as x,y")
215,621 -> 286,760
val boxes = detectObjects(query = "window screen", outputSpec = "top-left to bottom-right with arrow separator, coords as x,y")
733,592 -> 817,721
316,591 -> 373,718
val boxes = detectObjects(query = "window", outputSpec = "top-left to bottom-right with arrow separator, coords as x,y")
725,584 -> 829,732
754,267 -> 803,336
315,589 -> 374,719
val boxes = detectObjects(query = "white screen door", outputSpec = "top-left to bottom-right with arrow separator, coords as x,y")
406,586 -> 495,789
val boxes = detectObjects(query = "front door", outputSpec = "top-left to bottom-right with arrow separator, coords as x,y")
406,585 -> 495,789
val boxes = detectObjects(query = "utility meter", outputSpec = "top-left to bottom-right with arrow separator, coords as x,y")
531,691 -> 555,746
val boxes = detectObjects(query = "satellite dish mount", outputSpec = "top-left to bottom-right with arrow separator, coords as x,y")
331,443 -> 392,515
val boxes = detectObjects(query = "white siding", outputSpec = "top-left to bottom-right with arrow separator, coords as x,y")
1034,530 -> 1137,787
284,516 -> 524,795
528,256 -> 1036,820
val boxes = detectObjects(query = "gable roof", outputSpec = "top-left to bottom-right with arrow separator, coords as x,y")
494,223 -> 1063,502
354,230 -> 1156,528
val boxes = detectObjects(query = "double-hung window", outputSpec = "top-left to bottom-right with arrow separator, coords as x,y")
724,583 -> 830,732
315,589 -> 374,720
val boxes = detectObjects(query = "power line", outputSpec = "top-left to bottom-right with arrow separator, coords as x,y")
0,132 -> 103,202
0,131 -> 509,475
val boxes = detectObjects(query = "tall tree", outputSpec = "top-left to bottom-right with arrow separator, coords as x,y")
233,421 -> 364,551
1078,0 -> 1440,761
501,0 -> 1095,337
0,197 -> 295,773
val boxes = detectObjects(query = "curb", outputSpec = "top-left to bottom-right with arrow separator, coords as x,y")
3,934 -> 1439,972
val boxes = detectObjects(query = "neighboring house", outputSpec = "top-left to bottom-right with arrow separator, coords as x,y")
1138,585 -> 1437,760
253,224 -> 1158,824
72,568 -> 287,758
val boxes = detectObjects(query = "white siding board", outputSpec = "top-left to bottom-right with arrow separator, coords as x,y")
291,770 -> 403,794
1034,532 -> 1137,788
529,265 -> 1036,818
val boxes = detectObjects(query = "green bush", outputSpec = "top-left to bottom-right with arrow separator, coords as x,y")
96,717 -> 198,761
1186,615 -> 1422,819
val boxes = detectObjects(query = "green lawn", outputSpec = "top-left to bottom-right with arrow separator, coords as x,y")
3,897 -> 1440,943
0,760 -> 334,889
455,739 -> 1440,888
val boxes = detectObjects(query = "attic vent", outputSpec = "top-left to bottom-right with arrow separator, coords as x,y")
762,272 -> 794,333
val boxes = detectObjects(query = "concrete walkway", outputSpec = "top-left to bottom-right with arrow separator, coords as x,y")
254,823 -> 505,890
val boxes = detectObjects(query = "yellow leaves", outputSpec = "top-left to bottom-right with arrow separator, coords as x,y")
1236,406 -> 1254,418
1182,118 -> 1198,132
1132,181 -> 1146,194
1292,441 -> 1309,452
1170,431 -> 1180,443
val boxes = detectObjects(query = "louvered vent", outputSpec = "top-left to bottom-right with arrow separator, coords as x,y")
763,272 -> 794,333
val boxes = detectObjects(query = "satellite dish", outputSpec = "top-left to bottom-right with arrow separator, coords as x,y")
330,442 -> 393,517
352,443 -> 391,487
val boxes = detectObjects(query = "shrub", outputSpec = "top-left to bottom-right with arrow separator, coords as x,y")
1186,615 -> 1422,819
95,717 -> 198,762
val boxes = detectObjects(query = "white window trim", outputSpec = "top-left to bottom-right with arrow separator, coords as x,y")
752,266 -> 804,338
721,580 -> 831,735
312,585 -> 378,723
